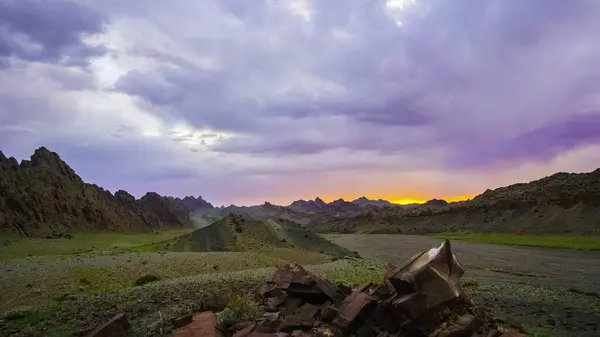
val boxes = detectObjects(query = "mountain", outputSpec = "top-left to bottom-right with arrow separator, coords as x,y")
0,147 -> 209,236
168,213 -> 358,257
190,202 -> 314,228
177,196 -> 213,211
288,197 -> 368,215
424,199 -> 449,206
288,197 -> 329,213
352,196 -> 395,208
308,169 -> 600,235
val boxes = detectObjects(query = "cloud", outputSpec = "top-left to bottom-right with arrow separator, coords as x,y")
0,0 -> 108,67
1,0 -> 600,204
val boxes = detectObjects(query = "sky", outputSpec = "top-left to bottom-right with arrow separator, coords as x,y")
1,0 -> 600,206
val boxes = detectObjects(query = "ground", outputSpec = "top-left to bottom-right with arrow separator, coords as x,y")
1,231 -> 599,337
326,234 -> 600,337
0,230 -> 372,337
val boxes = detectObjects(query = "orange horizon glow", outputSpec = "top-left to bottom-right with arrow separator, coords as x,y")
315,194 -> 477,205
391,194 -> 477,204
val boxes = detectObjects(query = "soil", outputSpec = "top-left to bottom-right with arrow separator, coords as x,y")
327,234 -> 600,337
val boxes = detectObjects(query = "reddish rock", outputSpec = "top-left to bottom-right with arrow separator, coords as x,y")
333,291 -> 377,330
170,312 -> 221,337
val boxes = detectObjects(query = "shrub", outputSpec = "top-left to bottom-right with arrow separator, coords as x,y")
217,295 -> 263,330
134,274 -> 160,286
3,310 -> 42,325
79,278 -> 91,285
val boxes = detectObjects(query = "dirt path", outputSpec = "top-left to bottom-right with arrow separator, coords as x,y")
327,234 -> 600,337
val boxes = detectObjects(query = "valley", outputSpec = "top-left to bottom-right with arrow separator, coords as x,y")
1,147 -> 600,336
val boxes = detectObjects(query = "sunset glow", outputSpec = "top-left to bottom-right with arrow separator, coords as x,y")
391,195 -> 476,205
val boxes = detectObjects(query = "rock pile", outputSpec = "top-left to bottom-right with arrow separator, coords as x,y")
169,240 -> 523,337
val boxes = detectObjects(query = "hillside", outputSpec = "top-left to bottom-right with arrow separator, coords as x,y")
169,213 -> 357,257
0,147 -> 209,236
308,169 -> 600,234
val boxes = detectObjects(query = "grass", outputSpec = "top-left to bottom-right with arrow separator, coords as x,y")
217,295 -> 263,330
0,257 -> 383,337
0,230 -> 192,260
435,232 -> 600,250
0,251 -> 333,311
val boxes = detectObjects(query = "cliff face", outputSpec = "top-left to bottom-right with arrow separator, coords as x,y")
0,147 -> 199,236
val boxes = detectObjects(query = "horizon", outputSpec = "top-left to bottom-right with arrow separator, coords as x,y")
2,0 -> 600,206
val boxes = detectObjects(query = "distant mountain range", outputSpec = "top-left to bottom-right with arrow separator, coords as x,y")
2,147 -> 599,236
308,170 -> 600,235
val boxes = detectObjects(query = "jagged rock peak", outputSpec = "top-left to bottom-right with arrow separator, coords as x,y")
114,190 -> 136,203
314,197 -> 326,205
30,146 -> 60,165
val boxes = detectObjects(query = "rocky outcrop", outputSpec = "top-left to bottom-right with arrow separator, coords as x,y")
0,147 -> 208,236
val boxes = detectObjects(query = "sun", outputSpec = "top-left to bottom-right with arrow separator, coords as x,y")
385,0 -> 417,26
392,198 -> 426,205
386,0 -> 417,11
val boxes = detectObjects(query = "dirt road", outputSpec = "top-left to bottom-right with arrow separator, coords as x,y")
327,234 -> 600,337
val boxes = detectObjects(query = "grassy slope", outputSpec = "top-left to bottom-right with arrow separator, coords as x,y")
169,215 -> 357,258
0,230 -> 192,261
435,232 -> 600,250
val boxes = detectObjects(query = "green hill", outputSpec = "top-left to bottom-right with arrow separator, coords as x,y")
169,213 -> 357,258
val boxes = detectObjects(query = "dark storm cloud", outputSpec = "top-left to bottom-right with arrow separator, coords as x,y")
0,0 -> 107,66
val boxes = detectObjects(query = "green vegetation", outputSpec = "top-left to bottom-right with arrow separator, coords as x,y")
0,229 -> 192,260
0,251 -> 334,311
217,295 -> 263,330
435,232 -> 600,250
134,274 -> 160,286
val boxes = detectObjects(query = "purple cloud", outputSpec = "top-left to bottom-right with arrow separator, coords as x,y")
0,0 -> 107,67
1,0 -> 600,204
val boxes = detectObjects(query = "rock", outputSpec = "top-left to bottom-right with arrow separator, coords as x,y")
499,331 -> 523,337
84,314 -> 130,337
170,311 -> 221,337
333,290 -> 377,330
229,321 -> 256,332
172,314 -> 194,329
277,315 -> 314,332
204,293 -> 231,312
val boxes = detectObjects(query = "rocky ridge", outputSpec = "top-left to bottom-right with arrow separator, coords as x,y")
309,169 -> 600,234
0,147 -> 211,236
